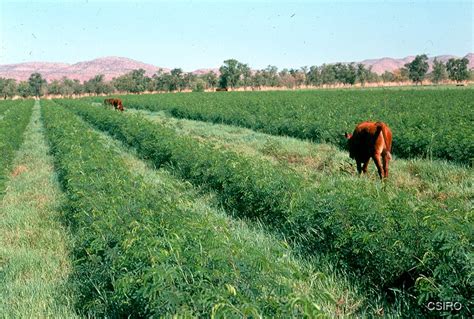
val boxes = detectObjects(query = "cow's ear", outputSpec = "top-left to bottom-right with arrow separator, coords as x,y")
344,132 -> 351,139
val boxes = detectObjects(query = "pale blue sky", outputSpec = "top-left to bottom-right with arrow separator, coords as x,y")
1,0 -> 472,71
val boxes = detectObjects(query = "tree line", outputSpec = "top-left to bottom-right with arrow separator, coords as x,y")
0,55 -> 471,99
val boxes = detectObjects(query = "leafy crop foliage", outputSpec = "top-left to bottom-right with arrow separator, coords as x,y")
62,99 -> 472,316
0,100 -> 33,196
41,100 -> 355,317
115,88 -> 473,165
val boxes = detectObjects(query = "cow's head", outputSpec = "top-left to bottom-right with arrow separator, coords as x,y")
344,132 -> 352,139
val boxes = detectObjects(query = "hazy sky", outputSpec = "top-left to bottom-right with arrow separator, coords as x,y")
1,0 -> 472,71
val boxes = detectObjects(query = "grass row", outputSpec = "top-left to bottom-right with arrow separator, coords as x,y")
61,99 -> 473,317
132,108 -> 472,210
0,100 -> 33,197
0,101 -> 77,317
41,99 -> 365,317
112,89 -> 474,165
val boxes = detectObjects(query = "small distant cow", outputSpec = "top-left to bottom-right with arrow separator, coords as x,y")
104,98 -> 124,112
215,87 -> 228,92
345,121 -> 392,179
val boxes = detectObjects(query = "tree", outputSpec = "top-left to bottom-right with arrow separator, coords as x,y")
446,58 -> 469,83
431,58 -> 447,84
405,54 -> 429,85
84,74 -> 113,94
17,81 -> 31,98
47,79 -> 62,95
169,68 -> 185,91
219,59 -> 244,89
345,63 -> 357,85
381,71 -> 395,83
28,72 -> 47,97
306,66 -> 321,86
320,64 -> 337,85
251,71 -> 265,90
0,78 -> 17,99
356,63 -> 370,86
203,71 -> 218,89
240,63 -> 252,88
262,65 -> 279,87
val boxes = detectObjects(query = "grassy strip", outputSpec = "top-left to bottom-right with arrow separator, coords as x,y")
41,99 -> 364,317
0,101 -> 77,317
62,99 -> 472,316
132,108 -> 472,211
0,100 -> 33,196
110,89 -> 474,165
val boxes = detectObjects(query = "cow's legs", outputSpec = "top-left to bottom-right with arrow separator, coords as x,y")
356,161 -> 362,174
362,159 -> 370,174
372,154 -> 384,179
382,151 -> 391,178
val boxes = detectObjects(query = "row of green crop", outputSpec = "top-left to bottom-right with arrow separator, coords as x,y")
0,100 -> 33,196
111,89 -> 474,165
60,99 -> 472,317
41,99 -> 355,317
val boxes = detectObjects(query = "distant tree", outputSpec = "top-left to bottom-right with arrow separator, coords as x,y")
279,69 -> 296,88
319,64 -> 336,85
262,65 -> 279,87
17,81 -> 31,98
306,65 -> 321,86
431,58 -> 447,84
381,71 -> 395,83
219,59 -> 245,89
392,67 -> 410,83
290,68 -> 305,87
47,79 -> 62,95
169,68 -> 185,91
203,71 -> 218,89
251,70 -> 265,89
28,72 -> 47,97
345,63 -> 357,85
113,69 -> 149,93
71,79 -> 84,95
446,58 -> 469,83
192,78 -> 206,92
0,78 -> 17,99
240,63 -> 252,88
300,66 -> 309,86
333,63 -> 347,84
405,54 -> 429,85
356,63 -> 370,86
84,74 -> 114,94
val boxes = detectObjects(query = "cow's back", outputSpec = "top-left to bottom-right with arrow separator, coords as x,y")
349,122 -> 392,157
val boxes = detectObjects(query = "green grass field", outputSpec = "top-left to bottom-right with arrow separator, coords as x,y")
1,87 -> 472,317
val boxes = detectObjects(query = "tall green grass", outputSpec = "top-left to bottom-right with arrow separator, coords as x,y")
0,100 -> 33,196
110,88 -> 474,165
133,108 -> 472,210
0,101 -> 77,318
42,99 -> 369,317
61,99 -> 473,317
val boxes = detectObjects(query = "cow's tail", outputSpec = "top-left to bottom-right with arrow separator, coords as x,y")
376,121 -> 392,159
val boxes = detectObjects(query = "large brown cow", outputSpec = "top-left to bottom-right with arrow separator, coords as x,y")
345,121 -> 392,179
104,98 -> 125,112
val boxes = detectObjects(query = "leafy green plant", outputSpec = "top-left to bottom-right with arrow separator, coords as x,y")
0,100 -> 33,196
101,88 -> 474,165
41,100 -> 363,317
60,99 -> 473,316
